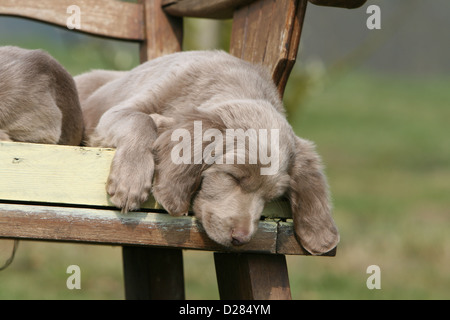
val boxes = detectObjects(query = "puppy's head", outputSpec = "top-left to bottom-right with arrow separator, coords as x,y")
152,102 -> 339,254
192,163 -> 290,246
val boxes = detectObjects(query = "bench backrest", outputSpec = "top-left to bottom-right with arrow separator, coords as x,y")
0,0 -> 307,95
0,0 -> 368,88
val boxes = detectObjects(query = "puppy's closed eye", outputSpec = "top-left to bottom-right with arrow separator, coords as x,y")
225,172 -> 242,184
224,172 -> 258,192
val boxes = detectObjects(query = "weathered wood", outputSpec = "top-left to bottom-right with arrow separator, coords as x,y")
0,141 -> 291,218
308,0 -> 367,9
0,141 -> 156,209
230,0 -> 308,96
162,0 -> 256,19
0,0 -> 145,41
139,0 -> 183,61
276,221 -> 308,255
0,203 -> 305,254
123,246 -> 185,300
214,253 -> 292,299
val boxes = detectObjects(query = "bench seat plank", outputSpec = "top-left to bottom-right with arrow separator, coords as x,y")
0,141 -> 148,209
0,141 -> 291,218
0,141 -> 306,254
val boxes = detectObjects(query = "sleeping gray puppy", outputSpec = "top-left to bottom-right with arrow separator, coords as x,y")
0,46 -> 83,145
75,51 -> 339,255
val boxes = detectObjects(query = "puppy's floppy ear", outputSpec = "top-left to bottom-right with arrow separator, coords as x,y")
288,137 -> 339,255
151,109 -> 224,216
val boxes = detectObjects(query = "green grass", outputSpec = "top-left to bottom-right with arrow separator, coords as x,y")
0,59 -> 449,299
286,71 -> 450,299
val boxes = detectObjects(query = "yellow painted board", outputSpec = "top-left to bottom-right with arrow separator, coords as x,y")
0,141 -> 156,209
0,141 -> 291,217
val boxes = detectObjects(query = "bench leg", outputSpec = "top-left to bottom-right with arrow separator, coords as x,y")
214,253 -> 292,300
122,246 -> 185,300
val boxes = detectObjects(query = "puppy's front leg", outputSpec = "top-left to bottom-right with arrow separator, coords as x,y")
89,104 -> 157,213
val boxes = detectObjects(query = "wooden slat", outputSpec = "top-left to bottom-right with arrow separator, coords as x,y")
0,203 -> 301,253
214,252 -> 292,299
162,0 -> 257,19
122,246 -> 185,299
230,0 -> 308,96
139,0 -> 183,61
0,141 -> 156,209
0,141 -> 291,218
0,0 -> 145,41
308,0 -> 367,9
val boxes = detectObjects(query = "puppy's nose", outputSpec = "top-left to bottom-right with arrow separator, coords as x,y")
231,230 -> 251,246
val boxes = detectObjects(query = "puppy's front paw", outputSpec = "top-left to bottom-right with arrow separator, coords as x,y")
107,147 -> 154,213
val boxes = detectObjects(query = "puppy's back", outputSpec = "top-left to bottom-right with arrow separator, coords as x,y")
0,46 -> 84,145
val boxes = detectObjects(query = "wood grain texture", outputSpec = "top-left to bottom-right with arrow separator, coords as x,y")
0,141 -> 158,209
214,252 -> 292,299
0,0 -> 145,41
308,0 -> 367,9
122,246 -> 185,299
162,0 -> 256,19
0,203 -> 307,254
230,0 -> 308,96
139,0 -> 183,61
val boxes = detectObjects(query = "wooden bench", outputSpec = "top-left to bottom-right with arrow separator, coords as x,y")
0,0 -> 366,299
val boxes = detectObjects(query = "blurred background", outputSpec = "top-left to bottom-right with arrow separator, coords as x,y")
0,0 -> 449,299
